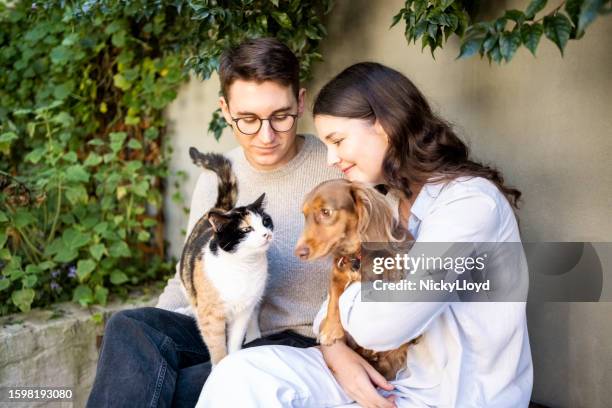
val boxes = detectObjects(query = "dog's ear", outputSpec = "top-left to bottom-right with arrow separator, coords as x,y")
350,183 -> 374,239
207,209 -> 231,232
350,183 -> 401,242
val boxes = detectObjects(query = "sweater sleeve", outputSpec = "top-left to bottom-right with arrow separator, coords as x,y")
156,170 -> 218,311
327,191 -> 500,351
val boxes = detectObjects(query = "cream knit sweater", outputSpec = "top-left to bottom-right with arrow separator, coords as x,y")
156,135 -> 341,337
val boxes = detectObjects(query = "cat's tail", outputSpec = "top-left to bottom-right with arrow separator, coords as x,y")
189,147 -> 237,211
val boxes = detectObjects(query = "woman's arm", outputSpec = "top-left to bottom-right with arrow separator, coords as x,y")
320,341 -> 397,408
338,191 -> 501,350
337,192 -> 500,350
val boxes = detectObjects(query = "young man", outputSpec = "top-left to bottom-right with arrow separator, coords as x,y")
86,38 -> 340,407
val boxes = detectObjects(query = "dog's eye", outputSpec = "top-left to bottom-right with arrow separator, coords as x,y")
240,226 -> 253,233
321,208 -> 332,217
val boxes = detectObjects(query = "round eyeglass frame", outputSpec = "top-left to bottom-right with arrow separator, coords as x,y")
229,112 -> 299,135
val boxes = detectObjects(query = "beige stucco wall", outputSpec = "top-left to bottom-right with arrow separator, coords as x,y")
164,1 -> 612,406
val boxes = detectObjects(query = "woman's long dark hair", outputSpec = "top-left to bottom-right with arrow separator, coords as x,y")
313,62 -> 521,209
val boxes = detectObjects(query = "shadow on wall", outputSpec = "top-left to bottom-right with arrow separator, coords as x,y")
528,302 -> 571,406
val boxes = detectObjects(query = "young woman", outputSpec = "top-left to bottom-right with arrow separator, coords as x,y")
196,62 -> 533,408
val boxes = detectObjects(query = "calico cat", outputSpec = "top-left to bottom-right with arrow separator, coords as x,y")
180,147 -> 274,365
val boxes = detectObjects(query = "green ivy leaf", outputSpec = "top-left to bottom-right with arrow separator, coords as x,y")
144,127 -> 159,140
105,21 -> 122,35
142,218 -> 157,227
65,184 -> 89,205
66,165 -> 90,183
38,261 -> 56,270
62,228 -> 90,250
22,274 -> 37,288
25,147 -> 46,163
54,247 -> 79,263
0,211 -> 8,223
63,151 -> 78,163
271,12 -> 292,29
13,210 -> 37,229
0,279 -> 10,291
504,9 -> 526,24
0,132 -> 18,143
113,73 -> 132,91
125,115 -> 140,125
94,222 -> 109,235
127,139 -> 142,150
489,45 -> 503,64
73,285 -> 93,306
51,111 -> 74,127
458,36 -> 484,59
521,23 -> 544,55
109,241 -> 131,257
12,288 -> 35,312
84,153 -> 103,167
110,132 -> 127,153
0,231 -> 7,248
111,30 -> 127,47
566,0 -> 583,27
77,259 -> 96,282
90,243 -> 106,261
0,132 -> 18,155
137,231 -> 150,241
578,0 -> 604,33
544,14 -> 572,55
50,45 -> 72,66
132,180 -> 149,197
110,270 -> 129,285
94,286 -> 109,306
25,264 -> 41,275
525,0 -> 548,19
500,31 -> 522,62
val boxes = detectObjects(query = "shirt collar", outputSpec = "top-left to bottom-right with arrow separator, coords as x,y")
410,181 -> 447,221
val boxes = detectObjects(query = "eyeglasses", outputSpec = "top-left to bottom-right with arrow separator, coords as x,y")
228,109 -> 298,135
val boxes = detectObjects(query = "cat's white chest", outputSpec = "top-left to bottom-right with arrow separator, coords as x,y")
204,251 -> 268,316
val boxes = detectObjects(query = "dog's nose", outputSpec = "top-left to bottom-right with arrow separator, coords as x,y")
295,246 -> 310,260
263,232 -> 272,241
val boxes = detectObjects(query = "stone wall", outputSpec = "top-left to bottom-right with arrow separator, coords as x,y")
0,290 -> 159,407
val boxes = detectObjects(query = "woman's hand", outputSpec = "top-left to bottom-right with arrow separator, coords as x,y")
320,341 -> 396,408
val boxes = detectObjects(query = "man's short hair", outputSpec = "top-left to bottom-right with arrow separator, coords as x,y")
219,37 -> 300,100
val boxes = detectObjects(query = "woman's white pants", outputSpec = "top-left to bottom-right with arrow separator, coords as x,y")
195,345 -> 420,407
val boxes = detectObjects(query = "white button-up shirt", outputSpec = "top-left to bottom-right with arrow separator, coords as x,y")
314,177 -> 533,407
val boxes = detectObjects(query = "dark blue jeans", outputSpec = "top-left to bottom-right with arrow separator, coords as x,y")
86,307 -> 317,408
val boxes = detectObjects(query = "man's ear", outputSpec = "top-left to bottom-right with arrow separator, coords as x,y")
219,96 -> 233,126
297,88 -> 306,118
207,209 -> 231,233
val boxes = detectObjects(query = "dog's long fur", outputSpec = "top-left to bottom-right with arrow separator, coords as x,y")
295,179 -> 417,380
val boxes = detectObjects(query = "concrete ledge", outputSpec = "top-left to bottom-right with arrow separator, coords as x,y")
0,288 -> 161,407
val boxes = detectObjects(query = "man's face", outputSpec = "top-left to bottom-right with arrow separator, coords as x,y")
220,80 -> 305,171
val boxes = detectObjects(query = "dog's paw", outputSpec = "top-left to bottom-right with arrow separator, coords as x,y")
319,318 -> 345,346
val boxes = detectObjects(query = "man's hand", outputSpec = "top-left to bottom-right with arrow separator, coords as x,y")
320,341 -> 397,408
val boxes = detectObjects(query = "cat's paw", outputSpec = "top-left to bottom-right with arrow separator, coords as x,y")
318,318 -> 345,346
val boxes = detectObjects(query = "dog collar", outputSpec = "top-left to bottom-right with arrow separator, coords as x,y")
337,254 -> 361,272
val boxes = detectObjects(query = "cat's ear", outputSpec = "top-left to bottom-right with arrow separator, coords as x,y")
207,210 -> 231,232
250,193 -> 266,210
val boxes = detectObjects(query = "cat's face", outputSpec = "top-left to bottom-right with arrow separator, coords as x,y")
208,193 -> 274,254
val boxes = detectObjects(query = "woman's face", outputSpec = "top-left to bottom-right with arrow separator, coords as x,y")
314,115 -> 389,184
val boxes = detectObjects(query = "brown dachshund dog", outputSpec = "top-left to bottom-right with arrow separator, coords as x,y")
295,179 -> 418,380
